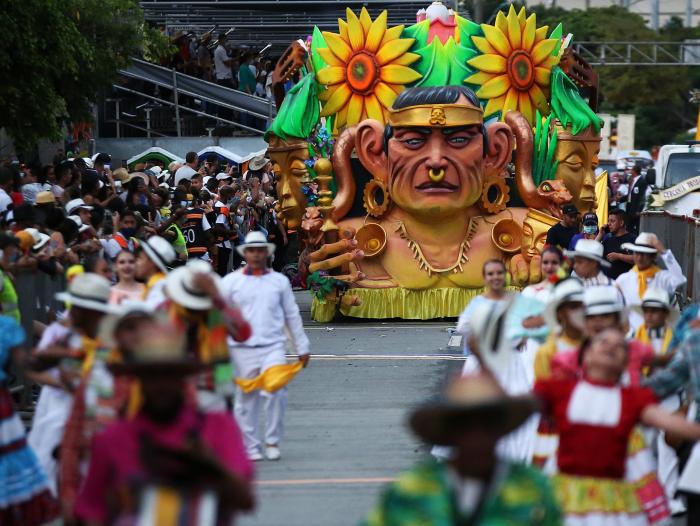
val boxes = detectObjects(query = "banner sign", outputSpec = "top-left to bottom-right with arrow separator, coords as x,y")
650,174 -> 700,207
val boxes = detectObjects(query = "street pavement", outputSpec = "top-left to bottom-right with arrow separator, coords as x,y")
239,292 -> 688,526
238,292 -> 461,526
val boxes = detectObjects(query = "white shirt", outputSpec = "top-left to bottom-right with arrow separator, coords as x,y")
572,270 -> 614,288
616,250 -> 687,331
144,278 -> 167,310
220,269 -> 310,355
174,166 -> 197,186
214,200 -> 231,249
0,188 -> 12,214
213,45 -> 232,80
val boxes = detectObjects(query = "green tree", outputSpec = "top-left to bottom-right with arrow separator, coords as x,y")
0,0 -> 171,153
531,5 -> 699,149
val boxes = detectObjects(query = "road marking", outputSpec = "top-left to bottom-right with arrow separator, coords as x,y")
257,477 -> 395,486
285,354 -> 463,361
304,325 -> 453,330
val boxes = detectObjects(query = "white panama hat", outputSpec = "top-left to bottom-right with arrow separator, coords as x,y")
466,297 -> 515,376
236,231 -> 276,258
165,260 -> 221,311
65,198 -> 93,215
141,236 -> 176,274
24,228 -> 51,252
632,287 -> 680,324
621,232 -> 660,254
583,286 -> 625,317
543,278 -> 584,330
67,215 -> 90,233
56,273 -> 115,313
564,239 -> 611,268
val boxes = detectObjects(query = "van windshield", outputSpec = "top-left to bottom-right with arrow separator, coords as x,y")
666,152 -> 700,186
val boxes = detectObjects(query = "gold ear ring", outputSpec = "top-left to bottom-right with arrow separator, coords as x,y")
478,175 -> 510,215
363,179 -> 391,218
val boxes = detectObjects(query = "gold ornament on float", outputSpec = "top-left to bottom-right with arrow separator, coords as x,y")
479,175 -> 510,214
363,179 -> 391,218
354,222 -> 387,257
491,217 -> 523,253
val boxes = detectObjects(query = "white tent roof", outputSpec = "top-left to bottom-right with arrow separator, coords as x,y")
197,145 -> 267,164
126,147 -> 185,166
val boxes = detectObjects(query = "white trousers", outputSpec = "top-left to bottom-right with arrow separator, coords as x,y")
231,343 -> 288,455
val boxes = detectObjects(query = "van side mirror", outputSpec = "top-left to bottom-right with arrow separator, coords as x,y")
645,167 -> 656,187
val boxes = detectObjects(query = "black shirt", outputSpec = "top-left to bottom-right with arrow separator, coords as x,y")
545,223 -> 579,251
602,231 -> 636,279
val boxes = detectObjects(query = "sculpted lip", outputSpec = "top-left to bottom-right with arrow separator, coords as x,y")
415,181 -> 458,193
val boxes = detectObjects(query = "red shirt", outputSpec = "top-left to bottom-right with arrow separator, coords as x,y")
75,405 -> 253,522
534,377 -> 657,479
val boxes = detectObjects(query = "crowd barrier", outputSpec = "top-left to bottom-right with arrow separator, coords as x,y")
640,211 -> 700,306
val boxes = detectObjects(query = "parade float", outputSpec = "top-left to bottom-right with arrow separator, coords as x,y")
266,2 -> 608,322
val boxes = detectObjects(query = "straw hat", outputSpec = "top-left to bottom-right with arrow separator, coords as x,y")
112,167 -> 129,181
409,373 -> 538,446
583,286 -> 625,317
141,236 -> 176,274
55,273 -> 115,313
543,278 -> 584,330
109,325 -> 203,376
248,155 -> 268,172
632,288 -> 680,324
621,232 -> 660,254
165,260 -> 221,311
236,231 -> 275,257
36,191 -> 56,205
564,239 -> 611,268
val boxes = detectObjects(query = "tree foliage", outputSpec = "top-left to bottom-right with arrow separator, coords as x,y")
0,0 -> 171,152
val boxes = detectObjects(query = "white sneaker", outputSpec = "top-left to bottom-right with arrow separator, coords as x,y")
249,450 -> 264,462
265,445 -> 281,461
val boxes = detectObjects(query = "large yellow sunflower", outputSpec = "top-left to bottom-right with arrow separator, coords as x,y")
465,5 -> 559,125
317,8 -> 421,129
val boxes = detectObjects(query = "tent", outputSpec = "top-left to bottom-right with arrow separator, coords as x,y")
197,145 -> 267,166
126,147 -> 184,170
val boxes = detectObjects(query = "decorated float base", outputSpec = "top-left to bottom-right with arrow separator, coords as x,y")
311,287 -> 520,322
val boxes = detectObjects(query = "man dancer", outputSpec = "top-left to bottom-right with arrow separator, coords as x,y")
220,231 -> 310,461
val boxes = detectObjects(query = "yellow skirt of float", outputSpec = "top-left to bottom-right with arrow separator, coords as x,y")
311,286 -> 520,321
235,361 -> 304,393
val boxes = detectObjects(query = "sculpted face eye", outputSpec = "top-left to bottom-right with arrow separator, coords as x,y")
540,182 -> 553,192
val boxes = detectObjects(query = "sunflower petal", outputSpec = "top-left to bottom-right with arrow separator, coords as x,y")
481,24 -> 511,57
484,94 -> 506,117
531,39 -> 558,65
359,8 -> 372,36
472,36 -> 496,55
376,38 -> 415,66
476,74 -> 511,99
468,54 -> 507,74
522,14 -> 536,52
316,66 -> 346,86
380,64 -> 422,84
365,10 -> 387,53
346,9 -> 365,51
517,7 -> 527,30
365,93 -> 384,122
495,11 -> 508,35
465,71 -> 497,85
503,88 -> 518,115
317,86 -> 332,102
346,93 -> 364,126
380,25 -> 405,47
317,46 -> 344,67
338,19 -> 349,42
506,6 -> 521,49
529,83 -> 549,114
391,52 -> 420,66
323,31 -> 353,62
320,83 -> 352,117
336,102 -> 349,129
534,66 -> 551,87
374,81 -> 398,109
535,26 -> 549,42
539,55 -> 559,70
518,91 -> 534,124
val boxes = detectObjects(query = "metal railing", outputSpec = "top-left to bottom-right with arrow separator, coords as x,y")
573,41 -> 700,66
640,211 -> 700,305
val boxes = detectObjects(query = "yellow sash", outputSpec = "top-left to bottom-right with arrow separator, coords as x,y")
632,265 -> 660,298
142,272 -> 165,300
235,362 -> 303,393
635,324 -> 673,355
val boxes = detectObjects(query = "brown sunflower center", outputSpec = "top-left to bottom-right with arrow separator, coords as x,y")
346,52 -> 379,95
507,50 -> 535,91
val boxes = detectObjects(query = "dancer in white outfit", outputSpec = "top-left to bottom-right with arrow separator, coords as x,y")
220,232 -> 310,462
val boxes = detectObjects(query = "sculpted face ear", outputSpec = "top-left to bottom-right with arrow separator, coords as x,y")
355,119 -> 389,184
484,122 -> 514,178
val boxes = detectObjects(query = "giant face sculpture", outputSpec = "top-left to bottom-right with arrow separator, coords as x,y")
268,134 -> 310,231
521,208 -> 559,261
554,124 -> 601,213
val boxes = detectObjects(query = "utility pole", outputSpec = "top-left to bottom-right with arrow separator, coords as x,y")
650,0 -> 659,31
686,0 -> 693,28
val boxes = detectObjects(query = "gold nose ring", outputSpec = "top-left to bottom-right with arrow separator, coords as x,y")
429,168 -> 445,182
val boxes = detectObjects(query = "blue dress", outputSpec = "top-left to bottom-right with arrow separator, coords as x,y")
0,316 -> 58,525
